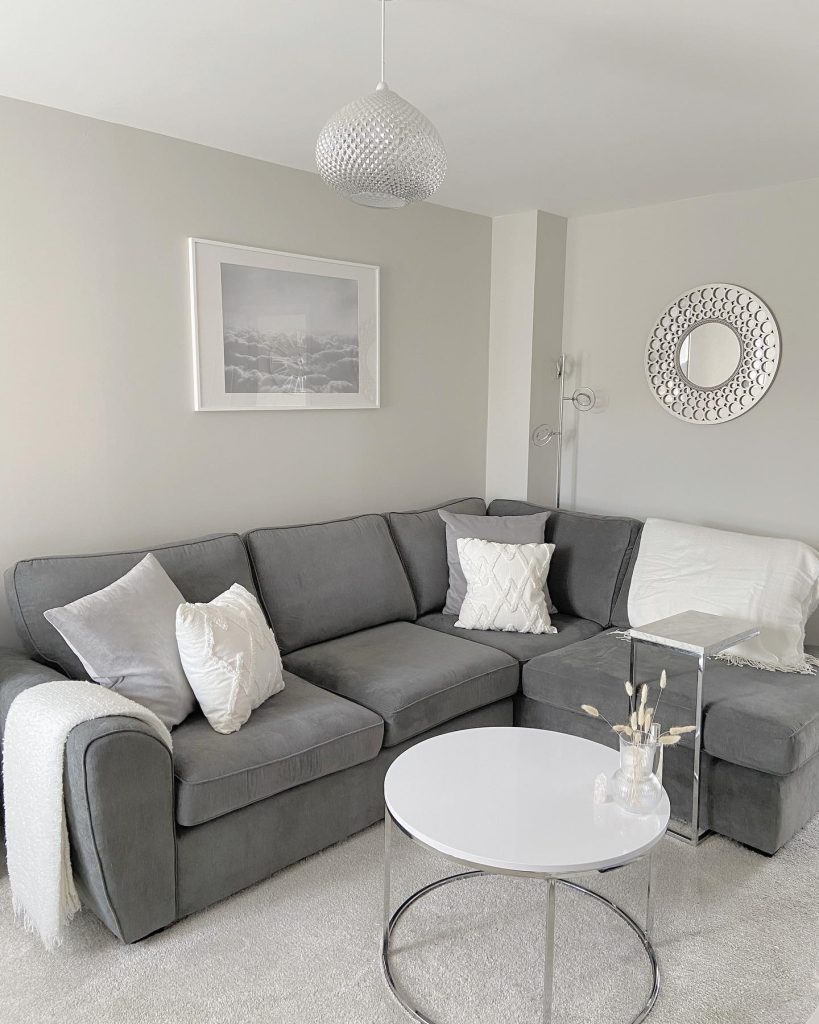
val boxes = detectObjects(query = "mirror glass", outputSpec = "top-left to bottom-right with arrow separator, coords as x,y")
678,322 -> 741,389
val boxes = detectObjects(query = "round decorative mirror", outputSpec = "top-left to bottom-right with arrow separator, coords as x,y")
645,284 -> 780,424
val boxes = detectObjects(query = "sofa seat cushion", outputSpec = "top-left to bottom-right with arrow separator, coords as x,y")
172,672 -> 384,826
522,631 -> 819,776
283,621 -> 518,747
416,613 -> 603,663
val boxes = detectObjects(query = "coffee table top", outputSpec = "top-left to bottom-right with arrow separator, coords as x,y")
384,727 -> 670,875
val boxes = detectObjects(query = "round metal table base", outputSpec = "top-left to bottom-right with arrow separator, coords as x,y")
381,871 -> 660,1024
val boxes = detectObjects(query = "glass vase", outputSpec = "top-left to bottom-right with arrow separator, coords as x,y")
611,729 -> 663,815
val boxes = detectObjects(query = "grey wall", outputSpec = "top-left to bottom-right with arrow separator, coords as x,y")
562,177 -> 819,641
0,97 -> 492,648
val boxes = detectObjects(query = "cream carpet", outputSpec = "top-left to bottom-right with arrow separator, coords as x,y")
1,818 -> 818,1024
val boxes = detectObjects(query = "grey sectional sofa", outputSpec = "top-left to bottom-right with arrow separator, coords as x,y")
1,496 -> 817,943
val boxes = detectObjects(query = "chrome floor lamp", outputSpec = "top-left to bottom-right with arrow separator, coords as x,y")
532,355 -> 596,508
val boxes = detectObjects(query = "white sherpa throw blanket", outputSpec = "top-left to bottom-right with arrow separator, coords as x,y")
629,518 -> 819,674
2,680 -> 172,949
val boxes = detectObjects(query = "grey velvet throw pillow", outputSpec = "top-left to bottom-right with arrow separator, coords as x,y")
439,509 -> 554,616
44,553 -> 195,729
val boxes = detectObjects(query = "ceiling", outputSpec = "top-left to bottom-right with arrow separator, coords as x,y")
2,0 -> 819,216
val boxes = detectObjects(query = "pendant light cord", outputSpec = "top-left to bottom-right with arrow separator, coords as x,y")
380,0 -> 386,86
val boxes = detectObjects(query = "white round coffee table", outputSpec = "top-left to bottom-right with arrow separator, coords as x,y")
381,727 -> 670,1024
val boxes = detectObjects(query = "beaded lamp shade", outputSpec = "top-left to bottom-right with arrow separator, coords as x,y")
315,1 -> 446,208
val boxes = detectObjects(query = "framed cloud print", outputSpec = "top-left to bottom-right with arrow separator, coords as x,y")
189,239 -> 379,410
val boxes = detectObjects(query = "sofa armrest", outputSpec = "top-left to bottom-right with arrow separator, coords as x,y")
0,647 -> 65,733
0,648 -> 177,942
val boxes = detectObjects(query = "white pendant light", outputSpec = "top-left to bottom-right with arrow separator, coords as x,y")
316,0 -> 447,208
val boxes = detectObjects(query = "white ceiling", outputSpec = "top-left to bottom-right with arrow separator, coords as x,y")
2,0 -> 819,216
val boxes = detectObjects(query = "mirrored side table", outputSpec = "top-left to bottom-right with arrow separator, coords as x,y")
628,610 -> 760,847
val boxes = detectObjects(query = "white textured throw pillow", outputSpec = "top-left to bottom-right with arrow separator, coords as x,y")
44,553 -> 195,729
176,584 -> 285,734
629,518 -> 819,673
455,538 -> 557,634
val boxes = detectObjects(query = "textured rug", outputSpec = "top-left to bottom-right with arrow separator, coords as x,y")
1,817 -> 818,1024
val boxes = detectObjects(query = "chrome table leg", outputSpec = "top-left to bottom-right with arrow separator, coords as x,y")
645,853 -> 655,941
383,809 -> 392,945
690,653 -> 705,847
543,878 -> 556,1024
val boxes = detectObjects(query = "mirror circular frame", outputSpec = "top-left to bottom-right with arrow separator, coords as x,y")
645,283 -> 780,425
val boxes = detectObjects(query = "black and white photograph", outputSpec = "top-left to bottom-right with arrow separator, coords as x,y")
221,264 -> 360,396
190,239 -> 379,410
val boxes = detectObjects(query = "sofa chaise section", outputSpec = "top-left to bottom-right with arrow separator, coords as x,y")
521,630 -> 819,854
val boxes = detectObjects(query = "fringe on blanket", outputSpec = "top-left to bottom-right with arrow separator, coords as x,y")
10,793 -> 81,950
613,629 -> 819,675
715,651 -> 818,675
12,896 -> 80,951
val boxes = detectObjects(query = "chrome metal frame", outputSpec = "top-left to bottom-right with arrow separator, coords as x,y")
629,636 -> 710,846
381,809 -> 660,1024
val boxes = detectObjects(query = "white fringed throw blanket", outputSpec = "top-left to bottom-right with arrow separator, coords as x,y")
2,680 -> 172,949
629,518 -> 819,674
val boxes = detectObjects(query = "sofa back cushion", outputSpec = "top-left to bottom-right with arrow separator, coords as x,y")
5,534 -> 257,678
610,525 -> 643,628
487,500 -> 642,626
245,514 -> 417,654
387,497 -> 486,615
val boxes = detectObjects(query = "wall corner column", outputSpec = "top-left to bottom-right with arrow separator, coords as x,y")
485,210 -> 567,506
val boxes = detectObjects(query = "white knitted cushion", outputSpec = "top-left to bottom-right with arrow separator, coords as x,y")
176,584 -> 285,734
455,539 -> 557,634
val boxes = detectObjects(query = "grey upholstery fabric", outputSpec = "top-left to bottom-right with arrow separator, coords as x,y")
44,554 -> 195,729
283,621 -> 518,747
387,497 -> 486,615
245,515 -> 416,655
487,500 -> 642,626
0,650 -> 177,942
0,647 -> 66,736
416,612 -> 603,663
5,534 -> 256,679
517,695 -> 819,855
173,673 -> 384,826
176,698 -> 513,918
522,631 -> 819,776
610,526 -> 643,628
439,509 -> 551,615
65,717 -> 176,943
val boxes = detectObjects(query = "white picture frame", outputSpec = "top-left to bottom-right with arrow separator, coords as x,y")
189,238 -> 380,411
